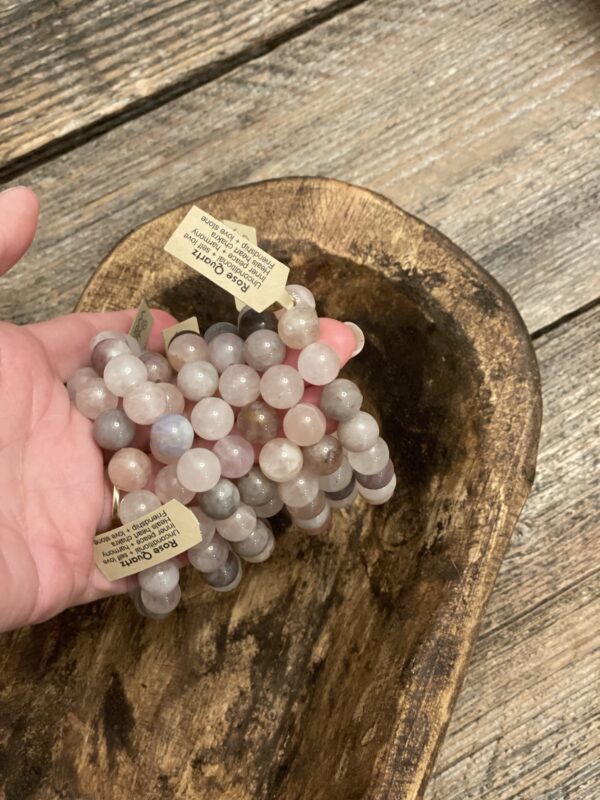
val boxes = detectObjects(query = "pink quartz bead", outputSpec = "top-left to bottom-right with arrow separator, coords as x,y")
283,403 -> 327,446
66,366 -> 97,400
216,503 -> 257,542
207,332 -> 244,373
277,469 -> 320,507
297,342 -> 340,386
176,448 -> 221,492
292,503 -> 331,532
259,437 -> 303,483
158,382 -> 186,414
91,337 -> 131,375
260,365 -> 304,409
286,284 -> 316,308
219,364 -> 261,406
301,386 -> 338,434
75,377 -> 118,420
213,435 -> 255,479
140,351 -> 173,383
286,490 -> 326,520
118,490 -> 161,524
277,304 -> 320,349
188,532 -> 229,572
103,354 -> 148,397
177,360 -> 219,401
108,447 -> 152,491
167,333 -> 209,371
337,411 -> 379,452
243,329 -> 286,372
191,397 -> 235,440
123,381 -> 167,424
154,463 -> 196,505
317,318 -> 357,367
357,473 -> 397,505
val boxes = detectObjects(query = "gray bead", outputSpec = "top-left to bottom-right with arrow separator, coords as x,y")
201,551 -> 241,590
140,351 -> 173,382
93,408 -> 136,450
354,459 -> 395,490
150,413 -> 194,460
232,519 -> 271,558
325,476 -> 356,501
204,321 -> 238,343
320,378 -> 363,422
238,308 -> 278,339
236,466 -> 277,506
200,478 -> 240,520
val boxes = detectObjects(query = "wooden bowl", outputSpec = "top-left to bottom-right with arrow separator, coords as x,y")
2,178 -> 541,799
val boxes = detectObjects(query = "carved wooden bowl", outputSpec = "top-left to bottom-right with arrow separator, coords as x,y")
1,178 -> 541,799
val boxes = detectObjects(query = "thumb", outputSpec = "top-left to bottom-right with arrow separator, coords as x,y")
0,187 -> 39,276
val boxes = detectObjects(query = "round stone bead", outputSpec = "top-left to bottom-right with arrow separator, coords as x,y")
150,414 -> 194,461
328,484 -> 359,509
140,351 -> 173,383
219,364 -> 261,407
347,437 -> 390,475
319,378 -> 363,422
103,354 -> 148,397
260,365 -> 304,409
286,284 -> 316,309
200,478 -> 240,520
319,458 -> 353,493
207,332 -> 244,373
283,403 -> 326,446
154,463 -> 196,505
138,559 -> 179,597
158,382 -> 186,414
177,360 -> 219,401
259,437 -> 303,482
216,503 -> 257,542
357,473 -> 397,505
191,397 -> 235,440
108,448 -> 152,492
243,330 -> 286,372
302,434 -> 344,475
167,332 -> 209,371
238,308 -> 279,339
75,378 -> 118,420
231,518 -> 271,559
204,321 -> 238,343
188,532 -> 230,572
325,475 -> 356,501
277,304 -> 320,349
286,490 -> 326,520
201,551 -> 242,592
90,330 -> 141,355
91,337 -> 131,375
177,448 -> 221,492
354,459 -> 395,490
292,503 -> 331,532
213,435 -> 255,479
236,401 -> 279,444
337,411 -> 379,452
140,585 -> 181,615
252,495 -> 284,518
297,342 -> 340,386
66,366 -> 97,400
277,469 -> 320,507
93,408 -> 136,450
118,490 -> 161,524
123,381 -> 167,424
242,529 -> 275,563
236,466 -> 277,506
189,506 -> 217,544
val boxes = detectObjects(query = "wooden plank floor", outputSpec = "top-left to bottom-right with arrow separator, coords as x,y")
0,1 -> 598,797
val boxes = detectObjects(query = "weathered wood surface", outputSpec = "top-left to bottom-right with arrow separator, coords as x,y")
0,178 -> 541,799
0,0 -> 354,166
1,0 -> 598,333
426,304 -> 600,799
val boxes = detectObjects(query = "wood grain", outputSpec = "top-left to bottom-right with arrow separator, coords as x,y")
0,178 -> 541,799
1,0 -> 598,332
427,304 -> 600,799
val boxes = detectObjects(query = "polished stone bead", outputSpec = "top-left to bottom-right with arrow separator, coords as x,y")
319,378 -> 363,422
347,437 -> 390,474
213,435 -> 255,479
236,401 -> 279,444
236,466 -> 277,506
297,342 -> 340,385
357,473 -> 397,505
138,559 -> 179,597
337,411 -> 379,452
177,360 -> 219,400
140,351 -> 173,382
91,337 -> 131,375
238,308 -> 279,339
231,518 -> 271,558
200,478 -> 240,520
108,447 -> 152,492
216,503 -> 257,542
167,332 -> 209,371
191,397 -> 235,440
118,490 -> 161,524
207,332 -> 244,373
260,365 -> 304,409
103,354 -> 148,397
328,484 -> 359,509
123,380 -> 167,424
325,475 -> 356,501
66,366 -> 97,400
354,459 -> 394,489
277,469 -> 320,507
292,503 -> 331,531
219,364 -> 261,407
204,321 -> 238,343
286,490 -> 326,520
259,437 -> 303,482
154,463 -> 196,505
201,551 -> 242,591
319,458 -> 353,493
302,434 -> 344,475
283,403 -> 326,446
176,448 -> 221,492
252,495 -> 284,517
75,377 -> 118,419
243,330 -> 286,372
189,506 -> 217,544
140,585 -> 181,615
278,304 -> 320,349
158,382 -> 186,414
188,532 -> 229,572
93,408 -> 136,450
286,284 -> 316,308
150,413 -> 194,461
90,330 -> 141,355
242,528 -> 275,563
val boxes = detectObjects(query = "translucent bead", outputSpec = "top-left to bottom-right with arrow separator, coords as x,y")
236,466 -> 277,506
325,475 -> 355,501
259,437 -> 303,482
167,332 -> 209,371
89,330 -> 122,351
108,447 -> 152,492
260,365 -> 304,409
320,378 -> 363,422
158,382 -> 186,414
302,434 -> 344,475
337,411 -> 379,452
328,484 -> 359,509
93,408 -> 136,450
297,342 -> 340,386
189,532 -> 230,572
120,333 -> 143,357
123,381 -> 167,425
140,351 -> 173,383
286,284 -> 316,309
219,364 -> 260,406
231,518 -> 271,559
91,337 -> 131,375
354,459 -> 394,489
75,377 -> 118,420
278,469 -> 320,507
176,448 -> 221,492
201,551 -> 242,592
177,360 -> 219,401
238,308 -> 278,339
252,495 -> 284,517
292,503 -> 331,532
236,401 -> 279,444
244,530 -> 275,563
207,332 -> 244,373
243,329 -> 286,372
154,463 -> 196,505
286,490 -> 326,520
347,438 -> 390,475
150,413 -> 194,461
189,506 -> 217,544
213,435 -> 255,479
138,559 -> 179,597
357,473 -> 397,505
216,503 -> 257,542
204,321 -> 238,343
119,490 -> 161,524
319,458 -> 353,493
283,403 -> 326,446
191,397 -> 234,440
66,366 -> 97,400
103,354 -> 147,397
140,585 -> 181,615
277,304 -> 319,349
200,477 -> 240,520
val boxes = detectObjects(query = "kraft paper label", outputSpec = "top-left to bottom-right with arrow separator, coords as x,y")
128,299 -> 153,348
93,500 -> 202,581
161,316 -> 200,350
223,220 -> 258,312
164,206 -> 294,313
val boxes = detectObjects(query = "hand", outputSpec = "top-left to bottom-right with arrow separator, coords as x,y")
0,187 -> 175,632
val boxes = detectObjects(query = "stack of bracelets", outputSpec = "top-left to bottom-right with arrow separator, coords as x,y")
67,285 -> 395,619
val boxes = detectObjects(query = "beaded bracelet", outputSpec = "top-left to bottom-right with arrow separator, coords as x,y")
67,285 -> 395,619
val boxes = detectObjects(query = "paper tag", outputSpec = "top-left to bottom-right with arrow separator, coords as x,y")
161,316 -> 200,350
128,299 -> 154,348
93,500 -> 202,581
164,206 -> 293,313
222,220 -> 258,312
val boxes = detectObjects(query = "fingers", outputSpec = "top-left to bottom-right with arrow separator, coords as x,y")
0,187 -> 39,276
28,308 -> 177,382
